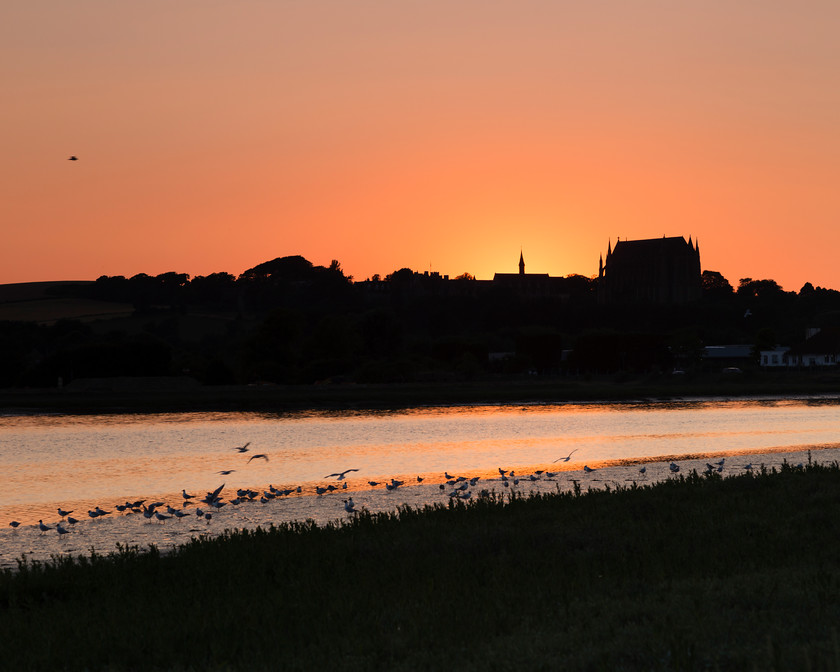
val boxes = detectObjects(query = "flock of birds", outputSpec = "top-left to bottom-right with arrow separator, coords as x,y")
6,444 -> 761,539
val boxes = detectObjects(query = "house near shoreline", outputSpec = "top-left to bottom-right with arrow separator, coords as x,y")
702,345 -> 754,371
760,327 -> 840,368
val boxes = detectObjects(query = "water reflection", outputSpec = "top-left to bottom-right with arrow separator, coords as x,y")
2,397 -> 840,525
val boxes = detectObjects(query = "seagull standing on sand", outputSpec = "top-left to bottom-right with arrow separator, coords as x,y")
9,521 -> 21,530
56,523 -> 70,538
38,520 -> 52,534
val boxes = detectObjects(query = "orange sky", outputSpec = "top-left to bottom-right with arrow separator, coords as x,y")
3,1 -> 839,291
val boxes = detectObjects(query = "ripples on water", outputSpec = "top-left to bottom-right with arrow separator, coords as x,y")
2,396 -> 840,568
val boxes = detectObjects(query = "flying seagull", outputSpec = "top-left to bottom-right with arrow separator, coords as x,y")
204,483 -> 226,504
68,156 -> 78,161
248,454 -> 269,463
553,449 -> 579,463
217,469 -> 236,475
233,442 -> 251,453
325,468 -> 359,480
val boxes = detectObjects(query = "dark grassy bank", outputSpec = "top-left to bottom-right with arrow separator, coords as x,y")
2,369 -> 840,414
3,462 -> 840,670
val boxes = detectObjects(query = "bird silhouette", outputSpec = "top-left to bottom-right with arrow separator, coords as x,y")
248,454 -> 269,463
553,449 -> 579,463
68,155 -> 78,161
204,483 -> 225,504
325,468 -> 358,480
217,469 -> 236,475
233,442 -> 251,453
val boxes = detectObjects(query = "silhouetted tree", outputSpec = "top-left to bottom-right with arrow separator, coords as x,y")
737,278 -> 786,300
701,270 -> 734,296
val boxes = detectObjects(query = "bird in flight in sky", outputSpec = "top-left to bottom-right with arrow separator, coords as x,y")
248,454 -> 269,463
217,469 -> 236,475
233,442 -> 251,453
553,449 -> 579,463
68,156 -> 78,161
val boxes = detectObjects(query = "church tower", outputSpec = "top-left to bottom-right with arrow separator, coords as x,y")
519,250 -> 525,275
598,235 -> 701,305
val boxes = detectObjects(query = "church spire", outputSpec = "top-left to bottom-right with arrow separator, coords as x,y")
519,249 -> 525,275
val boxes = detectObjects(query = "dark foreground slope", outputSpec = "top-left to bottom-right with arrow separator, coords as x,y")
2,462 -> 840,671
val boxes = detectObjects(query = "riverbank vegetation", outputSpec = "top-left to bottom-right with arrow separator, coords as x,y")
3,460 -> 840,670
2,370 -> 840,415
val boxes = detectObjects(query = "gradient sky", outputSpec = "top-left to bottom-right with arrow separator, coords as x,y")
4,1 -> 839,291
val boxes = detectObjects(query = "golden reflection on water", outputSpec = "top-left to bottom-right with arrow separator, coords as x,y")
2,398 -> 840,530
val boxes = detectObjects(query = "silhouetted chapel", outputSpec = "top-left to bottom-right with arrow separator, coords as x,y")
492,251 -> 567,297
597,236 -> 702,305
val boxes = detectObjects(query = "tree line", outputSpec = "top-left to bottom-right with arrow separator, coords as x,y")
2,255 -> 839,388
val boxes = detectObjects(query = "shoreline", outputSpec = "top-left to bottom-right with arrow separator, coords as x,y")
3,443 -> 836,572
2,371 -> 840,415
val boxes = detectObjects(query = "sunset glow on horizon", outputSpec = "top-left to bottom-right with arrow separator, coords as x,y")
4,1 -> 839,291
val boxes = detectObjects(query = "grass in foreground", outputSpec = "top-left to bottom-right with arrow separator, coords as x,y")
2,461 -> 840,671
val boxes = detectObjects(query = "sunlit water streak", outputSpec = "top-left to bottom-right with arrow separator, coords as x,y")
2,396 -> 839,569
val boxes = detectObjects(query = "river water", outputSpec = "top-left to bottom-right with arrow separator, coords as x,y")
2,396 -> 839,569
